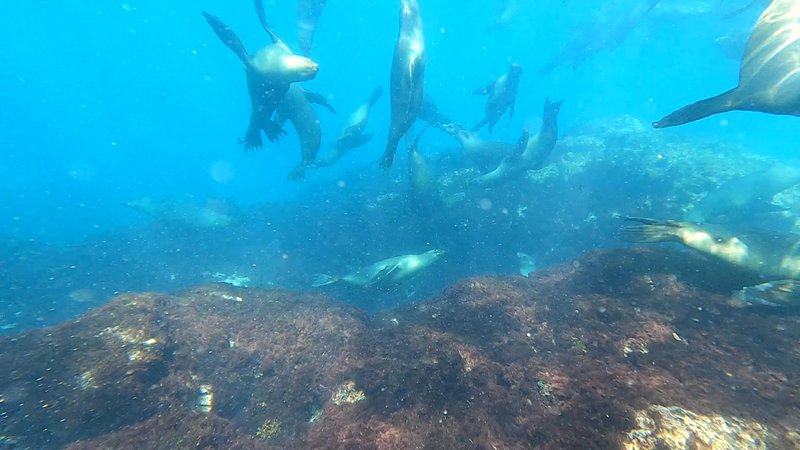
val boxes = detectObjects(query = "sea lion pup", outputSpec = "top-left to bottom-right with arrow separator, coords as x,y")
381,0 -> 426,168
472,63 -> 523,133
653,0 -> 800,128
201,1 -> 319,150
472,98 -> 563,186
684,164 -> 800,223
296,0 -> 327,56
315,87 -> 383,168
273,84 -> 336,180
622,217 -> 800,306
312,249 -> 445,289
539,0 -> 661,76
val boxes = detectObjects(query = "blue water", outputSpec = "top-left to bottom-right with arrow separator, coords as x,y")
1,0 -> 798,329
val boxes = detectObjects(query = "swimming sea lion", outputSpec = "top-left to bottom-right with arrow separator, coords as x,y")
486,0 -> 519,32
312,249 -> 445,289
517,252 -> 537,277
439,123 -> 516,171
381,0 -> 426,168
473,97 -> 562,186
623,217 -> 800,306
472,63 -> 523,133
315,87 -> 383,168
202,1 -> 319,150
407,126 -> 439,215
471,127 -> 530,186
653,0 -> 800,128
127,197 -> 240,228
684,164 -> 800,223
539,0 -> 661,75
296,0 -> 327,56
273,84 -> 335,180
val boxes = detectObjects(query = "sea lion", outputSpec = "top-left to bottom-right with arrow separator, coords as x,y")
201,1 -> 319,150
296,0 -> 327,56
517,252 -> 537,277
684,164 -> 800,223
439,123 -> 516,172
473,97 -> 563,186
487,0 -> 519,32
315,87 -> 383,168
539,0 -> 661,75
472,63 -> 523,133
623,217 -> 800,306
312,249 -> 445,289
381,0 -> 426,168
407,126 -> 439,215
653,0 -> 800,128
273,84 -> 335,180
126,197 -> 240,228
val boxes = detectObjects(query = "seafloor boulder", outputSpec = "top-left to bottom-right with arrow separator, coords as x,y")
1,247 -> 799,449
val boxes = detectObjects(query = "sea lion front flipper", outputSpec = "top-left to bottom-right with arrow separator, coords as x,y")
201,12 -> 253,69
303,90 -> 336,114
473,81 -> 495,96
652,89 -> 738,128
254,0 -> 283,45
366,265 -> 400,287
471,118 -> 489,132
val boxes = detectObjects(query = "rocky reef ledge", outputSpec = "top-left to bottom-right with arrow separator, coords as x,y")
1,247 -> 799,449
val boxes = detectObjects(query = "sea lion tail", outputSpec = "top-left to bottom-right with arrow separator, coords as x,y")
652,89 -> 737,128
312,274 -> 338,287
621,217 -> 683,243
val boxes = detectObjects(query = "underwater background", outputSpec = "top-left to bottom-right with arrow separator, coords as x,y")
0,0 -> 800,448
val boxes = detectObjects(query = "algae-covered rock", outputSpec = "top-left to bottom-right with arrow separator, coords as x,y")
624,404 -> 773,450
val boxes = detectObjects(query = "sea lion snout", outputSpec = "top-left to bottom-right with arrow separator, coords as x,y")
284,55 -> 319,81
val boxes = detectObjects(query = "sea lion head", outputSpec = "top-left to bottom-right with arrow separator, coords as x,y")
509,62 -> 523,75
281,54 -> 319,81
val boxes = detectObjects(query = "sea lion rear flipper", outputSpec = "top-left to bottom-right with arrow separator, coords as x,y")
202,12 -> 254,68
734,280 -> 800,307
241,114 -> 264,151
264,120 -> 287,143
303,90 -> 336,114
288,163 -> 308,181
621,217 -> 683,243
652,89 -> 738,128
312,274 -> 338,287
